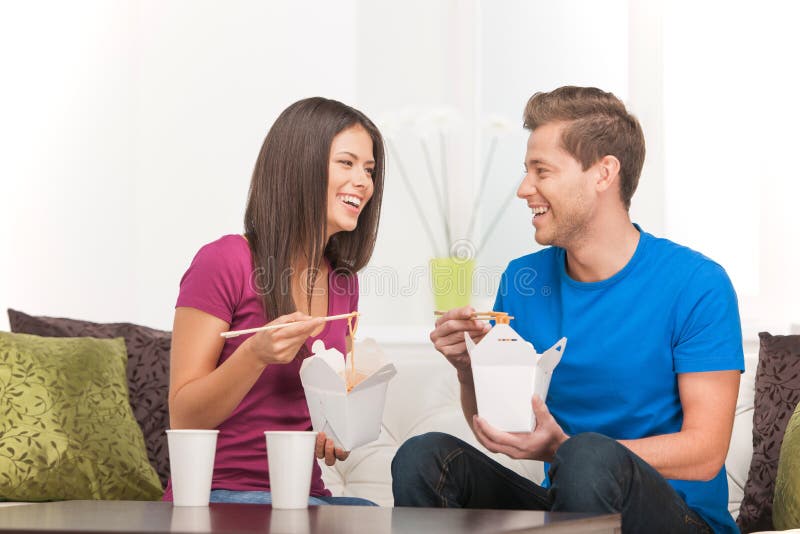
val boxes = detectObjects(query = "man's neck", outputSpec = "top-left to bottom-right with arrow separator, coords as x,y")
563,212 -> 640,283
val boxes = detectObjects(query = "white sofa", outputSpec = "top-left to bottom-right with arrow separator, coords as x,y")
320,339 -> 759,521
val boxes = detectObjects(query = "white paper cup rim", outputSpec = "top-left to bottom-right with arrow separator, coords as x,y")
166,429 -> 220,434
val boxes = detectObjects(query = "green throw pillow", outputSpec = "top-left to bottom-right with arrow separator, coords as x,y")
0,332 -> 163,501
775,400 -> 800,529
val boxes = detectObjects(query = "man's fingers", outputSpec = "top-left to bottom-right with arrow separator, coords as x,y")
473,416 -> 524,458
435,306 -> 476,327
474,416 -> 529,455
531,395 -> 552,430
334,448 -> 349,462
435,319 -> 490,340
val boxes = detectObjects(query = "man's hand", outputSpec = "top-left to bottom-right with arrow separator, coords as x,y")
315,432 -> 350,466
430,306 -> 492,384
472,395 -> 569,463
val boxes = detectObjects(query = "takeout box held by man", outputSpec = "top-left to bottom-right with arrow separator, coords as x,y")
465,315 -> 566,432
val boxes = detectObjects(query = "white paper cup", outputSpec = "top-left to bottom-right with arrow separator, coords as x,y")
265,431 -> 317,509
166,429 -> 219,507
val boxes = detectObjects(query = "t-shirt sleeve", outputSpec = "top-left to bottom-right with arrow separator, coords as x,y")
493,265 -> 509,313
175,240 -> 244,324
672,261 -> 745,373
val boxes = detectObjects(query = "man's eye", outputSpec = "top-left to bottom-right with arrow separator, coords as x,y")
537,168 -> 547,176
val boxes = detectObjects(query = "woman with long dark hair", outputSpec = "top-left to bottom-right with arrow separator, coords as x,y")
166,97 -> 385,505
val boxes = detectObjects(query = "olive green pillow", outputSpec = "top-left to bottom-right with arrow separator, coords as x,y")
0,332 -> 163,501
775,400 -> 800,529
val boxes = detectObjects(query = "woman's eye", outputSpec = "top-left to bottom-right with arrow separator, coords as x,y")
339,160 -> 353,167
365,168 -> 375,177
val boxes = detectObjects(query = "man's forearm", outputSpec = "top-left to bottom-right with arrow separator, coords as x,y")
619,429 -> 728,481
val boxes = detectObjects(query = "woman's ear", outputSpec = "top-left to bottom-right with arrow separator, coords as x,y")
595,155 -> 621,193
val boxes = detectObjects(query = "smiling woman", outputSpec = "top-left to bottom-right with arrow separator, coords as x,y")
166,97 -> 385,507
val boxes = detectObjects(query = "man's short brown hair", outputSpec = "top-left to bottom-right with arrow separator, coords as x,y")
523,86 -> 645,210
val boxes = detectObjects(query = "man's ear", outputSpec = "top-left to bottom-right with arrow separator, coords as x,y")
595,155 -> 621,193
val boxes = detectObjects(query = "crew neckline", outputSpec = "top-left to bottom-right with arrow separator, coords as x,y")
558,223 -> 647,291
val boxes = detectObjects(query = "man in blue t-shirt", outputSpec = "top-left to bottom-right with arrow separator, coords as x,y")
391,86 -> 744,533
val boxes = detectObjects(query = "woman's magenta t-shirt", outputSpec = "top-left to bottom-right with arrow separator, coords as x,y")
164,234 -> 358,498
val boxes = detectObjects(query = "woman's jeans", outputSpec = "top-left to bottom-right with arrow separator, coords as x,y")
210,490 -> 376,506
391,432 -> 712,533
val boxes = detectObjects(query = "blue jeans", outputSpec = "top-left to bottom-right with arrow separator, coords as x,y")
210,489 -> 376,506
392,432 -> 712,533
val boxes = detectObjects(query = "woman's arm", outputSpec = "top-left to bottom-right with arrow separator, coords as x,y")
168,307 -> 322,429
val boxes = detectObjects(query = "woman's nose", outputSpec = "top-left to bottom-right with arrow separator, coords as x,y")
352,167 -> 371,188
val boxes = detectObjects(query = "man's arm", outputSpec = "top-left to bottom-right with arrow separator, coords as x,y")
472,369 -> 740,481
620,369 -> 740,481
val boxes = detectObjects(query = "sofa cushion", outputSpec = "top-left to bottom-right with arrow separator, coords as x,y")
0,332 -> 163,501
773,399 -> 800,530
738,332 -> 800,532
7,309 -> 171,488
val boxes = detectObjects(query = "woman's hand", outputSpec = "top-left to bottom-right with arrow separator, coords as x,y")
242,312 -> 325,366
315,432 -> 350,466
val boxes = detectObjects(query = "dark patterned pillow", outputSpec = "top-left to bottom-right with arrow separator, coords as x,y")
7,309 -> 171,488
738,332 -> 800,533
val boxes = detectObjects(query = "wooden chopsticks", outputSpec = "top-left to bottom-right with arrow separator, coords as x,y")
433,310 -> 514,321
221,312 -> 360,339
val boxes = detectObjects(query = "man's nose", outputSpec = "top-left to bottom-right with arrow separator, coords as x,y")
517,173 -> 537,199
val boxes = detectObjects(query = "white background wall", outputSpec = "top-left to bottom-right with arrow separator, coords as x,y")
1,0 -> 798,341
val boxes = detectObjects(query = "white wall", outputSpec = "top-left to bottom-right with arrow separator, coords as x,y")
1,0 -> 359,331
662,0 -> 800,338
2,1 -> 797,341
1,2 -> 138,327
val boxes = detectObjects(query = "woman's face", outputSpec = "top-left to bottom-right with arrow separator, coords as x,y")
326,125 -> 375,239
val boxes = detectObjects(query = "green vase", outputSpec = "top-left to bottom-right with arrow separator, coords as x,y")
430,257 -> 475,311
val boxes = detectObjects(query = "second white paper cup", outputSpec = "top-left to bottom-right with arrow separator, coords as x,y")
265,431 -> 317,509
166,429 -> 219,507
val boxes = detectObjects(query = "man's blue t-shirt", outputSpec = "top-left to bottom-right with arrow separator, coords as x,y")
492,226 -> 744,534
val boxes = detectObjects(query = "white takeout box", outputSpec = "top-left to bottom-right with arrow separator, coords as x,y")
465,323 -> 566,432
299,338 -> 397,451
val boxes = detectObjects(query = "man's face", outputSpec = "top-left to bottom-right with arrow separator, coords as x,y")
517,122 -> 595,248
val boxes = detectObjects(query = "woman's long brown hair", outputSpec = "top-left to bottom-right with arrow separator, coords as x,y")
244,97 -> 385,320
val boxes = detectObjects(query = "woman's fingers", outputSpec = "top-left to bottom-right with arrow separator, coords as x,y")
324,438 -> 336,466
314,432 -> 327,459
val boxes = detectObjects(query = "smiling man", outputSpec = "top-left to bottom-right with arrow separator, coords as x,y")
391,86 -> 744,533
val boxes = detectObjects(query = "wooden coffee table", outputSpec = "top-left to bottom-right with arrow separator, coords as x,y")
0,500 -> 621,533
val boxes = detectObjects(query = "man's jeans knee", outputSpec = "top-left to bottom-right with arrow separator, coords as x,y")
392,432 -> 548,509
550,432 -> 712,534
392,432 -> 462,507
549,432 -> 629,512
